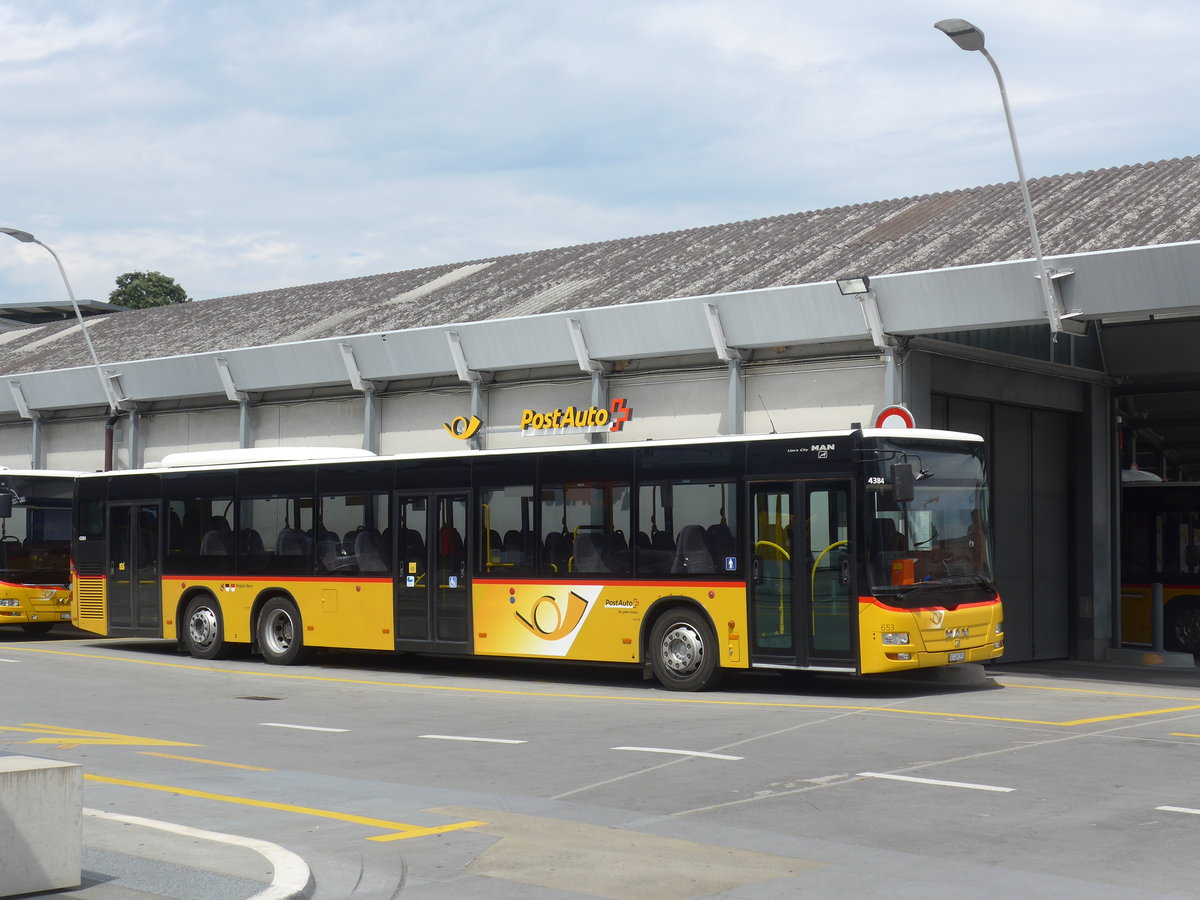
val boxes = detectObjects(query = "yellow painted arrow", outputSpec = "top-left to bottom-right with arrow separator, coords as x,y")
0,723 -> 200,750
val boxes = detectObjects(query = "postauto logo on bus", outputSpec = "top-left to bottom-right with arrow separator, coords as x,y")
444,398 -> 633,440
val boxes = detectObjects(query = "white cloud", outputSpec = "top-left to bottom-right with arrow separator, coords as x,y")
2,0 -> 1200,306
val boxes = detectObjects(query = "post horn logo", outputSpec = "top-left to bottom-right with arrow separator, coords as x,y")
515,591 -> 589,640
443,415 -> 482,440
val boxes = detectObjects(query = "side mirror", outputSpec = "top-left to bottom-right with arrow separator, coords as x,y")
891,463 -> 915,504
0,493 -> 11,518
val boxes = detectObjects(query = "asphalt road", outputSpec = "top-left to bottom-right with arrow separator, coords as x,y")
4,627 -> 1200,899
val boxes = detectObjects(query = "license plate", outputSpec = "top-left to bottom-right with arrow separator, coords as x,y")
948,651 -> 966,663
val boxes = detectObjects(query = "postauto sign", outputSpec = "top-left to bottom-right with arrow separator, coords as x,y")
443,398 -> 632,440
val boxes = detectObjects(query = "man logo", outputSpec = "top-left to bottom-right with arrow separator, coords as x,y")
443,415 -> 482,440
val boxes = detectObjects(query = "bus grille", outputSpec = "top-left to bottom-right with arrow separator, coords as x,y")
76,577 -> 105,620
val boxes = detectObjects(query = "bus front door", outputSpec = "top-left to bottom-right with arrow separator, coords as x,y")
749,481 -> 856,669
105,502 -> 162,635
393,492 -> 471,651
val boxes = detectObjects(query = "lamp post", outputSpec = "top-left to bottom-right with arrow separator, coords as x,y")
933,18 -> 1067,338
1,227 -> 119,413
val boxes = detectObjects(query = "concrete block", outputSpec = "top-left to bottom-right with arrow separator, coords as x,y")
0,755 -> 82,896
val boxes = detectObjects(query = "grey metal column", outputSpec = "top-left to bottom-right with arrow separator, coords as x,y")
127,408 -> 143,469
856,288 -> 900,407
215,357 -> 254,449
8,382 -> 44,469
30,417 -> 43,470
567,318 -> 608,444
704,303 -> 744,434
446,331 -> 485,450
340,343 -> 383,454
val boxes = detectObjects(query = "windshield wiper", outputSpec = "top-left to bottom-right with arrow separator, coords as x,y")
878,573 -> 996,601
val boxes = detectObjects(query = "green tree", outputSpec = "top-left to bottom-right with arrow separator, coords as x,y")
109,271 -> 191,309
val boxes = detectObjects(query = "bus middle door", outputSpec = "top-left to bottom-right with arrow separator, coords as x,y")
393,491 -> 471,651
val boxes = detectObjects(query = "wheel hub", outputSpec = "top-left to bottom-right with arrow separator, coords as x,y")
188,607 -> 217,648
264,610 -> 293,653
662,624 -> 703,673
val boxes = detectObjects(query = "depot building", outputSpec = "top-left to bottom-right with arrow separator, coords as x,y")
5,155 -> 1200,667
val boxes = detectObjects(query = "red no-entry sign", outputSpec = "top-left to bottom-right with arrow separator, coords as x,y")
874,405 -> 916,429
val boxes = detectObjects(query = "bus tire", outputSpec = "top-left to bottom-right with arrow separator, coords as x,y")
257,597 -> 313,666
648,607 -> 723,691
182,595 -> 229,660
1166,600 -> 1200,654
20,623 -> 54,636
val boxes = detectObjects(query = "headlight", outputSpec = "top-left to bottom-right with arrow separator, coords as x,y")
0,598 -> 20,607
996,621 -> 1004,634
881,632 -> 910,645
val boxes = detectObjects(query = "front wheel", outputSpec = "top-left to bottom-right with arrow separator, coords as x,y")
257,597 -> 313,665
182,595 -> 229,660
648,607 -> 723,691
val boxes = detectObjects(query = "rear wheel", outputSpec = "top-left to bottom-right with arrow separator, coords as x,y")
1166,600 -> 1200,653
257,597 -> 313,665
20,623 -> 54,636
182,595 -> 229,660
649,607 -> 722,691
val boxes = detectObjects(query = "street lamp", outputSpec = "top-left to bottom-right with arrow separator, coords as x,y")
933,18 -> 1070,339
1,227 -> 119,413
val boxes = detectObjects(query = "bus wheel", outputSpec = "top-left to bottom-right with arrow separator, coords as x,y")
20,623 -> 54,636
1167,602 -> 1200,654
649,608 -> 723,691
183,595 -> 228,660
257,597 -> 313,666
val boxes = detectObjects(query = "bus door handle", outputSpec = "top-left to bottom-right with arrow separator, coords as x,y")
751,556 -> 763,585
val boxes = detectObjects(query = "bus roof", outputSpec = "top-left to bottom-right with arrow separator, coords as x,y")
81,428 -> 984,479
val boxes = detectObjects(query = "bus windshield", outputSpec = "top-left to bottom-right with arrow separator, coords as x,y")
0,475 -> 74,587
863,440 -> 993,605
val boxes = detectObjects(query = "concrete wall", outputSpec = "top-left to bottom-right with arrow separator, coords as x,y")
0,356 -> 888,471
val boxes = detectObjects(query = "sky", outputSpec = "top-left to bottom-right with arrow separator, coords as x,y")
2,0 -> 1199,305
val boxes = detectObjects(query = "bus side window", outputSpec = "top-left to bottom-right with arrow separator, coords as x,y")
478,486 -> 534,574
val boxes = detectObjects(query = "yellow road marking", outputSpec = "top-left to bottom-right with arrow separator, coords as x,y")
137,752 -> 273,771
1170,733 -> 1200,739
995,681 -> 1200,702
84,773 -> 486,842
14,645 -> 1200,728
0,723 -> 200,749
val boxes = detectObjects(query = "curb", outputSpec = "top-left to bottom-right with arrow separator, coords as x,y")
83,808 -> 315,900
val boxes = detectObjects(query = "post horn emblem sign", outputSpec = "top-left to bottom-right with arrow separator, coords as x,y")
443,415 -> 482,440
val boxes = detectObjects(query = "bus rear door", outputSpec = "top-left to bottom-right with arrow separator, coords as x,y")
105,502 -> 162,635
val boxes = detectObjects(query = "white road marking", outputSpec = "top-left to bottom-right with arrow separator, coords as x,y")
613,746 -> 743,761
420,734 -> 527,744
260,722 -> 348,733
1158,805 -> 1200,816
858,772 -> 1014,792
0,658 -> 19,663
84,808 -> 313,900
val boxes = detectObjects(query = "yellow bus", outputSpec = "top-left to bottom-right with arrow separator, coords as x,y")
1120,480 -> 1200,651
0,469 -> 77,634
72,430 -> 1003,690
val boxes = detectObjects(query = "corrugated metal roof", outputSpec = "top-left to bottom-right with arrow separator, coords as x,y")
4,155 -> 1200,378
